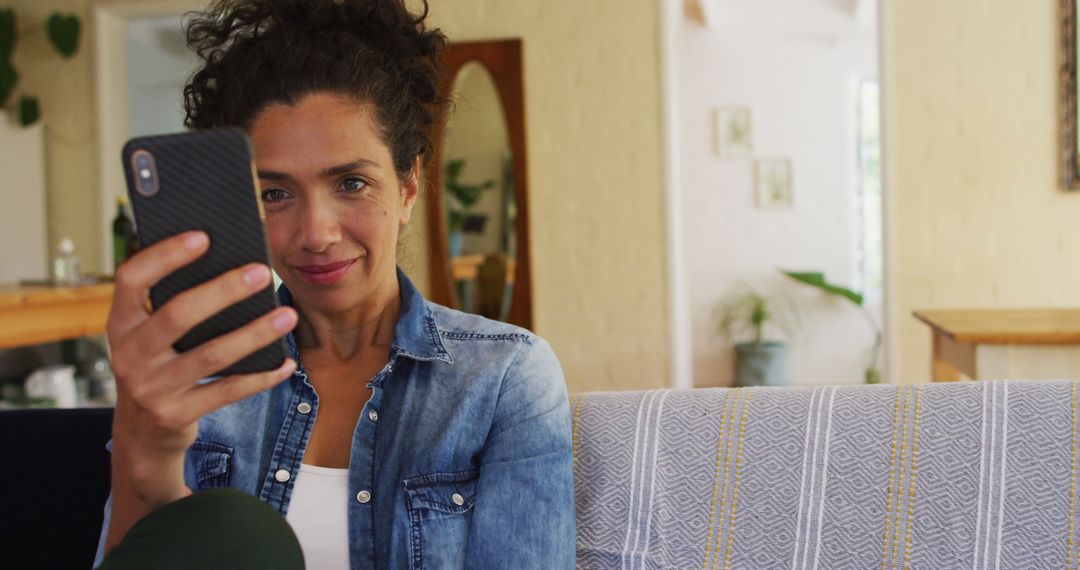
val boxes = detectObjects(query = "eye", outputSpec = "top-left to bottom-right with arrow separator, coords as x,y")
339,176 -> 369,194
261,187 -> 289,203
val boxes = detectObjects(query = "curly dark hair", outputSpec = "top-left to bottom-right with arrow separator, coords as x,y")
182,0 -> 448,177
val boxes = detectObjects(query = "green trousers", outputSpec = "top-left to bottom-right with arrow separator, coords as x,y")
99,489 -> 304,570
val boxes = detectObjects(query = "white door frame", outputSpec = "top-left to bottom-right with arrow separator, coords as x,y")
93,0 -> 201,271
658,0 -> 692,390
877,0 -> 899,384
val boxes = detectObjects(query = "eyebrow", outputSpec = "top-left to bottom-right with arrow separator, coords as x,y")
257,158 -> 380,181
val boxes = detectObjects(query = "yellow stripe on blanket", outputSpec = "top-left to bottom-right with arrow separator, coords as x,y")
880,385 -> 923,570
723,389 -> 753,570
703,391 -> 735,570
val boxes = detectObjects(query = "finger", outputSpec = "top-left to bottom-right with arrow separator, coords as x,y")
184,358 -> 297,421
162,306 -> 298,388
108,232 -> 210,334
129,262 -> 274,354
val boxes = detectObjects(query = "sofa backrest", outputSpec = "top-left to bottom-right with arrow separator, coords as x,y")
0,407 -> 114,569
571,381 -> 1077,569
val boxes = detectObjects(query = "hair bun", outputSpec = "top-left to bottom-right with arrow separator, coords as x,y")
183,0 -> 448,174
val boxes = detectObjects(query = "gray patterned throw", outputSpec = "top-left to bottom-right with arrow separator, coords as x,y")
571,381 -> 1079,569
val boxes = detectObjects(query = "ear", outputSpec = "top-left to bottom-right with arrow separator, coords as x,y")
399,157 -> 421,226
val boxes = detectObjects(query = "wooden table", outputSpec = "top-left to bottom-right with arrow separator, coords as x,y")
914,309 -> 1080,381
0,282 -> 114,349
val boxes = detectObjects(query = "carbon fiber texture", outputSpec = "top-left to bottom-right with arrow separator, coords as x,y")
122,128 -> 287,376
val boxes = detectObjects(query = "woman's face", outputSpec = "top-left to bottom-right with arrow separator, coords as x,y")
249,92 -> 418,316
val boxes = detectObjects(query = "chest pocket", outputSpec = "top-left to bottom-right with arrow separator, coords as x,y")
402,470 -> 479,570
189,440 -> 234,490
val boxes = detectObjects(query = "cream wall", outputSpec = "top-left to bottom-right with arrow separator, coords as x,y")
9,0 -> 669,394
883,0 -> 1080,382
8,0 -> 100,274
427,1 -> 669,393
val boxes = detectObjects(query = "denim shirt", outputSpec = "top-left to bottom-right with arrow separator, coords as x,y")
95,269 -> 575,569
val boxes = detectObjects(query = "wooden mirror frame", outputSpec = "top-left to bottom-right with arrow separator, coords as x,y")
1061,0 -> 1080,189
425,39 -> 533,329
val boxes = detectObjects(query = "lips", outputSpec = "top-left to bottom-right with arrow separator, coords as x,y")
294,258 -> 358,285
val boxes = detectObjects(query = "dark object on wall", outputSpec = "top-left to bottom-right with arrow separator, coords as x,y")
46,13 -> 81,59
0,9 -> 81,121
0,407 -> 113,568
0,8 -> 17,107
1061,0 -> 1080,189
18,94 -> 38,126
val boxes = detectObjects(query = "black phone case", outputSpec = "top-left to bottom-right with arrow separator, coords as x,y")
122,128 -> 287,376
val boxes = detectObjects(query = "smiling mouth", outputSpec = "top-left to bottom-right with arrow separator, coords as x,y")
295,259 -> 357,273
293,258 -> 359,285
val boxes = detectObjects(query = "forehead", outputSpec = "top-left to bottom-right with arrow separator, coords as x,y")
248,92 -> 390,169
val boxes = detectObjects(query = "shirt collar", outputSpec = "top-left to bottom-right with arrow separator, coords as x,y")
276,267 -> 453,368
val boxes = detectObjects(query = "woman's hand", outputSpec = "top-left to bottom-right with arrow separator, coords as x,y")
104,230 -> 297,549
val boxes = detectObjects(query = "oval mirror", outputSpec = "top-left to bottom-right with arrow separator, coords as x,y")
440,62 -> 516,322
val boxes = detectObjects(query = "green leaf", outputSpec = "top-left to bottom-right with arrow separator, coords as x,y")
0,8 -> 14,60
47,12 -> 81,59
445,159 -> 465,181
447,210 -> 466,233
783,270 -> 864,305
0,58 -> 16,107
18,95 -> 40,127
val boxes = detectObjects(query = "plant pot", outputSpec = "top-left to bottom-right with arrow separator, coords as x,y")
449,231 -> 465,257
734,341 -> 789,387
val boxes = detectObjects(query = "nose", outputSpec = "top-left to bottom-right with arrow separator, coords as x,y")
298,197 -> 342,253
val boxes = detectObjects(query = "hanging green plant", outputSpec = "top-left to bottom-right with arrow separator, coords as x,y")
46,13 -> 80,59
0,59 -> 16,107
0,8 -> 16,107
18,95 -> 39,126
0,9 -> 15,59
0,9 -> 80,125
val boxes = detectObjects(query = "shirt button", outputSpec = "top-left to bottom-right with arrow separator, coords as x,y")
356,490 -> 371,504
275,469 -> 291,483
451,493 -> 465,506
297,402 -> 312,414
368,409 -> 378,422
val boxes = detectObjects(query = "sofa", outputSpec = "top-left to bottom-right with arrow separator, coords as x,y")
572,381 -> 1077,568
3,380 -> 1076,568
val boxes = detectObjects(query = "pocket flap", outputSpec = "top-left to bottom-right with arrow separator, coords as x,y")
190,440 -> 233,485
402,470 -> 479,514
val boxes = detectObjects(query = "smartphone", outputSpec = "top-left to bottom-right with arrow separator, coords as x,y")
122,128 -> 287,376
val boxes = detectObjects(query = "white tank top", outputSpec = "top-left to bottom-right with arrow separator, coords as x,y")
285,463 -> 350,569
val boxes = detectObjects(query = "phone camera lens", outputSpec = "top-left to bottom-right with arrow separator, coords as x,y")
131,150 -> 159,197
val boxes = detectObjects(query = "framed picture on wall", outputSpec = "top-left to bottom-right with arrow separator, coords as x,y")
713,107 -> 753,157
754,158 -> 794,208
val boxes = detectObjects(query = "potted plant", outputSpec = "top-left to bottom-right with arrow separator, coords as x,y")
443,158 -> 495,257
783,270 -> 882,384
716,286 -> 798,387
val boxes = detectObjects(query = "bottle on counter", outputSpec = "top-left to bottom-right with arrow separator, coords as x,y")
112,196 -> 138,272
52,237 -> 80,286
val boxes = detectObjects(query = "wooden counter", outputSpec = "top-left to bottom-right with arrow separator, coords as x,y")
0,282 -> 114,348
914,308 -> 1080,381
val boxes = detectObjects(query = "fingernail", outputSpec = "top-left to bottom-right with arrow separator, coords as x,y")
273,310 -> 296,331
244,265 -> 269,286
184,232 -> 208,250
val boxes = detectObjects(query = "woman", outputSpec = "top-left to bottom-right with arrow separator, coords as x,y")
94,0 -> 575,568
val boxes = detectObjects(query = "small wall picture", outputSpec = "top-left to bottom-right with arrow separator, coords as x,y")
755,158 -> 794,208
713,107 -> 753,157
